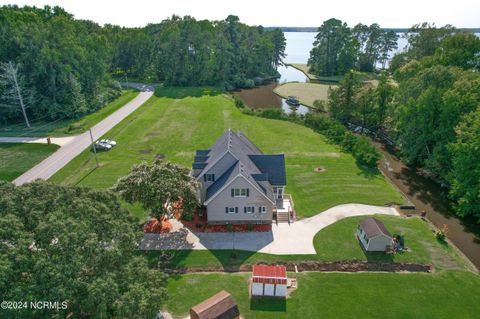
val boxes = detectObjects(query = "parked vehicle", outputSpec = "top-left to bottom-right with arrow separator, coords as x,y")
94,141 -> 112,151
99,139 -> 116,146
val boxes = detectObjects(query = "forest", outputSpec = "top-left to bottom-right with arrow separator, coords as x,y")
315,21 -> 480,222
0,5 -> 286,125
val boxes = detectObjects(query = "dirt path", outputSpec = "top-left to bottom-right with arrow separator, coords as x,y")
160,260 -> 432,274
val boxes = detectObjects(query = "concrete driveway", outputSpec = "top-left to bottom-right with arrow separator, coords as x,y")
12,90 -> 153,185
139,204 -> 399,254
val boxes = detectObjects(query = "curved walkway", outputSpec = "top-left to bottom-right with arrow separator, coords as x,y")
140,204 -> 399,254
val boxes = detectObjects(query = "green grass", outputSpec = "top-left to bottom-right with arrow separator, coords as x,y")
0,143 -> 59,181
51,86 -> 404,218
0,90 -> 139,137
146,216 -> 468,271
274,82 -> 335,108
163,271 -> 480,318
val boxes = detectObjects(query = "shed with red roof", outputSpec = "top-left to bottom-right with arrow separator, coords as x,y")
251,265 -> 287,297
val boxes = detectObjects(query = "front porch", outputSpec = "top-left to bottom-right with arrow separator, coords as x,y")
274,194 -> 295,224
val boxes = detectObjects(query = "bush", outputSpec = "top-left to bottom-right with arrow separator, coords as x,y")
304,113 -> 381,168
182,213 -> 193,221
255,108 -> 286,120
246,224 -> 254,231
232,95 -> 245,108
226,224 -> 234,232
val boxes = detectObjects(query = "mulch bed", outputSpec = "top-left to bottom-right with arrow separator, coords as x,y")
144,218 -> 172,234
181,208 -> 271,233
162,261 -> 432,274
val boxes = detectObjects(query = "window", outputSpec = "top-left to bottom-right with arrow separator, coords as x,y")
225,207 -> 238,214
231,188 -> 249,197
273,186 -> 283,199
244,206 -> 255,214
204,174 -> 215,182
259,206 -> 267,213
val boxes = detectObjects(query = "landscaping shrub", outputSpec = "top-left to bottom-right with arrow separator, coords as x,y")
232,95 -> 245,108
246,224 -> 254,231
182,213 -> 193,222
254,108 -> 286,120
226,224 -> 234,232
304,113 -> 381,168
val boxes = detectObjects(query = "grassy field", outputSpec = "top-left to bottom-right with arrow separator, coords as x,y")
0,90 -> 139,137
274,82 -> 335,108
51,87 -> 404,217
147,215 -> 468,271
163,271 -> 480,318
0,143 -> 59,181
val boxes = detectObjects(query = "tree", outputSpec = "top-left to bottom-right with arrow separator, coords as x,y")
0,61 -> 32,127
434,32 -> 480,70
404,22 -> 456,60
328,70 -> 360,121
0,181 -> 167,318
379,31 -> 398,69
113,160 -> 200,221
449,108 -> 480,221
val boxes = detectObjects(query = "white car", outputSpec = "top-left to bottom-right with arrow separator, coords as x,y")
99,139 -> 117,146
95,141 -> 112,151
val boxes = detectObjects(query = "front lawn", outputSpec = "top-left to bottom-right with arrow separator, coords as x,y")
51,87 -> 404,217
146,215 -> 468,271
0,90 -> 139,137
0,143 -> 59,181
163,271 -> 480,319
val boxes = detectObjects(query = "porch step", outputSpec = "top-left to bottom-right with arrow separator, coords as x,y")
276,212 -> 290,223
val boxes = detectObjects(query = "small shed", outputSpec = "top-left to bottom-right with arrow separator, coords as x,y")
357,218 -> 393,252
190,290 -> 240,319
251,265 -> 287,297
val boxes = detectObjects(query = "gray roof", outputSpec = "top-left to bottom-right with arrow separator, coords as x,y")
359,218 -> 392,238
194,130 -> 286,202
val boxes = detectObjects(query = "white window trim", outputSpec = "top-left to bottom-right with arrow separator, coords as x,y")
245,206 -> 254,214
259,206 -> 267,213
233,188 -> 248,197
227,207 -> 237,214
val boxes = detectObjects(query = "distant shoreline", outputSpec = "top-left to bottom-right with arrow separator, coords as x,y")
265,27 -> 480,33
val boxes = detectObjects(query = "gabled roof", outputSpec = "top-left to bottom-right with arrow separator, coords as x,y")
193,130 -> 286,202
252,265 -> 287,285
249,154 -> 286,185
359,218 -> 392,238
190,290 -> 239,319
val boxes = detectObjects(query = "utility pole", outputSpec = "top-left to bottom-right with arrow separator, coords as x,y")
89,128 -> 99,168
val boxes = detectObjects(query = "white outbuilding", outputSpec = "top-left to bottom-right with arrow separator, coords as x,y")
357,218 -> 393,252
251,265 -> 287,297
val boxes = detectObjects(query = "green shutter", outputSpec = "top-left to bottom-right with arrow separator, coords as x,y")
246,188 -> 250,197
212,174 -> 215,182
244,207 -> 246,213
203,175 -> 207,182
225,207 -> 228,213
235,207 -> 238,214
231,189 -> 234,197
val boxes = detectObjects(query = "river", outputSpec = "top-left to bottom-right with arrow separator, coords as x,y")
238,31 -> 480,269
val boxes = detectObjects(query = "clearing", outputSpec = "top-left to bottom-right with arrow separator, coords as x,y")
274,82 -> 335,108
50,87 -> 404,218
0,143 -> 59,181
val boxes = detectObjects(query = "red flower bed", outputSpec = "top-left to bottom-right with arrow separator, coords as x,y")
180,209 -> 272,233
144,218 -> 172,233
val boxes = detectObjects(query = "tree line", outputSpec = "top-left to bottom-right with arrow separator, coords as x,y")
308,18 -> 399,76
326,23 -> 480,222
0,5 -> 286,125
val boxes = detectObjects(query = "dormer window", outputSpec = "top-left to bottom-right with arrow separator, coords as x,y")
204,174 -> 215,182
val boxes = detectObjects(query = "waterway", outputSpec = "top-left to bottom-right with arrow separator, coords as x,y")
238,31 -> 480,269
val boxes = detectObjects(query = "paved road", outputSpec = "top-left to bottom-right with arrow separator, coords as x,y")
0,136 -> 76,147
13,90 -> 154,185
139,204 -> 399,254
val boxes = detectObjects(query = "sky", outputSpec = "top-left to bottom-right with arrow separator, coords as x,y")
1,0 -> 479,28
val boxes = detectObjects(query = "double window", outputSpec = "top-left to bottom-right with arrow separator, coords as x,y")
204,174 -> 215,182
231,188 -> 249,197
226,207 -> 238,214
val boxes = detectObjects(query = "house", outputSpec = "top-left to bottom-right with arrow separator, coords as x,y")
251,265 -> 288,297
190,290 -> 240,319
192,130 -> 292,224
357,218 -> 393,252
